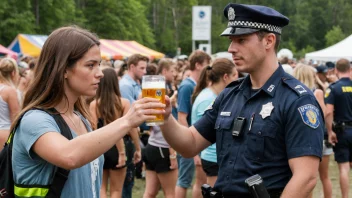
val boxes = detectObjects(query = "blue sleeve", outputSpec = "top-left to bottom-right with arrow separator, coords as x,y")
177,84 -> 193,114
193,93 -> 223,144
16,110 -> 61,159
119,84 -> 135,104
285,95 -> 324,160
324,85 -> 335,105
196,100 -> 214,117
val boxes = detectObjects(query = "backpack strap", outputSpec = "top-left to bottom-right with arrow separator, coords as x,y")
45,108 -> 73,198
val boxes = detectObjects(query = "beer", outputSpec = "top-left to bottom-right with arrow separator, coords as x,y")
142,76 -> 165,126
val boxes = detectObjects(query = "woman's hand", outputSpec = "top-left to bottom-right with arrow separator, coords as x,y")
116,152 -> 126,168
124,97 -> 165,128
133,149 -> 141,164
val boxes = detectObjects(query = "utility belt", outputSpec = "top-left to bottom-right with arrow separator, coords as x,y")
201,175 -> 282,198
333,121 -> 352,133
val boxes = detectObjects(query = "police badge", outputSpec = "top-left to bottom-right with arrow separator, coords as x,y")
259,102 -> 274,119
228,7 -> 236,21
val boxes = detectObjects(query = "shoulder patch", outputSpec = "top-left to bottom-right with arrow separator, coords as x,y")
282,78 -> 309,96
324,88 -> 331,98
226,77 -> 245,88
206,100 -> 215,111
298,104 -> 320,129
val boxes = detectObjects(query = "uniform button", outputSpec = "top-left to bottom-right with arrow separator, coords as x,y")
257,157 -> 260,160
226,175 -> 230,180
229,160 -> 233,164
258,131 -> 262,135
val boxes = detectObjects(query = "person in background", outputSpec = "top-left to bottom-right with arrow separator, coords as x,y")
10,26 -> 162,198
293,64 -> 332,198
325,58 -> 352,198
0,58 -> 21,150
90,68 -> 137,198
142,59 -> 178,198
119,54 -> 147,198
315,64 -> 329,92
117,62 -> 128,81
176,50 -> 211,198
191,58 -> 237,187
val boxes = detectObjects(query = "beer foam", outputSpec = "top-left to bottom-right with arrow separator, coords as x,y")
142,82 -> 165,88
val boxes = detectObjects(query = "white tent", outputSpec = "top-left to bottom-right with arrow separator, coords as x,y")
305,34 -> 352,62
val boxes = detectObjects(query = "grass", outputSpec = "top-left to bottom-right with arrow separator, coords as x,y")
131,156 -> 351,198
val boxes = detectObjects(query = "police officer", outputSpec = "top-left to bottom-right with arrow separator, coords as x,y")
140,3 -> 324,198
325,58 -> 352,198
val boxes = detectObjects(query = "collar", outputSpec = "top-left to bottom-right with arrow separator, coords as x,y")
239,64 -> 284,98
340,77 -> 351,81
123,74 -> 139,86
189,77 -> 197,85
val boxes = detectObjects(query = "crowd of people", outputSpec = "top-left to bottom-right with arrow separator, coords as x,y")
1,2 -> 352,198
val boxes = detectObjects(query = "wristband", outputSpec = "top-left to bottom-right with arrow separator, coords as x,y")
169,154 -> 176,159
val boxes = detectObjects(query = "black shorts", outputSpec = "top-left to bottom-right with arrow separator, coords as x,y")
142,144 -> 171,173
333,129 -> 352,163
201,159 -> 219,177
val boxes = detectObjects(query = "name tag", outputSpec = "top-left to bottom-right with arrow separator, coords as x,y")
220,112 -> 231,116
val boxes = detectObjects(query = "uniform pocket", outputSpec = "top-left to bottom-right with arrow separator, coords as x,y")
215,117 -> 233,157
245,121 -> 278,162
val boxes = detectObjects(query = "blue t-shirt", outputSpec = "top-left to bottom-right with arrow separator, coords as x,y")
177,77 -> 196,125
119,74 -> 141,104
191,88 -> 217,163
12,110 -> 104,198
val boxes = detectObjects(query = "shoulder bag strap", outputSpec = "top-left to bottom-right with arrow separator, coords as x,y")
45,108 -> 73,198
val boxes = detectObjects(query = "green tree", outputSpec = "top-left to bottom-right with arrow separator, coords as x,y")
325,26 -> 346,47
82,0 -> 155,48
31,0 -> 79,34
0,0 -> 35,46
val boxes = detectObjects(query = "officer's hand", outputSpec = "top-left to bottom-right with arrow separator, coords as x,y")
124,97 -> 165,128
163,96 -> 173,121
328,132 -> 338,146
194,155 -> 202,166
133,150 -> 141,164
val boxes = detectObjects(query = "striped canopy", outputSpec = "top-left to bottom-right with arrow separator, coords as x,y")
100,39 -> 164,60
0,44 -> 18,59
8,34 -> 164,60
8,34 -> 47,57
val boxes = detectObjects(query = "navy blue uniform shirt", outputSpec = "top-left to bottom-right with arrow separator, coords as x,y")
194,65 -> 324,195
325,77 -> 352,122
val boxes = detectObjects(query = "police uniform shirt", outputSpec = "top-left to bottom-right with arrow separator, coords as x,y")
325,77 -> 352,122
194,65 -> 324,195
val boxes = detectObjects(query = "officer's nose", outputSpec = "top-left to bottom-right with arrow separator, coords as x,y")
228,40 -> 238,54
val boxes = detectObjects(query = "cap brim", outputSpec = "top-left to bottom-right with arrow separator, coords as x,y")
220,27 -> 260,36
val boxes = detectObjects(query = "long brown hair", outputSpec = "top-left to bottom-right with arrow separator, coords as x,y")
192,58 -> 235,103
10,26 -> 100,132
95,68 -> 123,125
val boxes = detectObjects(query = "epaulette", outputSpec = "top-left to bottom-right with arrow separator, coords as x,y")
226,77 -> 245,88
281,77 -> 310,96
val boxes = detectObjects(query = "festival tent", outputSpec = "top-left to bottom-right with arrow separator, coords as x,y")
99,39 -> 164,60
0,44 -> 18,59
8,34 -> 165,60
305,34 -> 352,62
8,34 -> 48,57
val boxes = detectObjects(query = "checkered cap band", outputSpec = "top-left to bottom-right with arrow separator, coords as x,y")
228,21 -> 282,34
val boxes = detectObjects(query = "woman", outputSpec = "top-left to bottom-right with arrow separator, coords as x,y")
11,26 -> 164,198
293,64 -> 332,198
191,58 -> 238,187
89,68 -> 131,198
0,58 -> 21,150
142,59 -> 178,198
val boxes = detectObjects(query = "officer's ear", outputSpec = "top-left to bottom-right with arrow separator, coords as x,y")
264,33 -> 275,50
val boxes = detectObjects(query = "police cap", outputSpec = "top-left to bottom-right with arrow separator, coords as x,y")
221,4 -> 289,36
316,65 -> 328,73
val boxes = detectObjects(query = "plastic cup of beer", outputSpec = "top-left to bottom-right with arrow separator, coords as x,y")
142,75 -> 166,126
